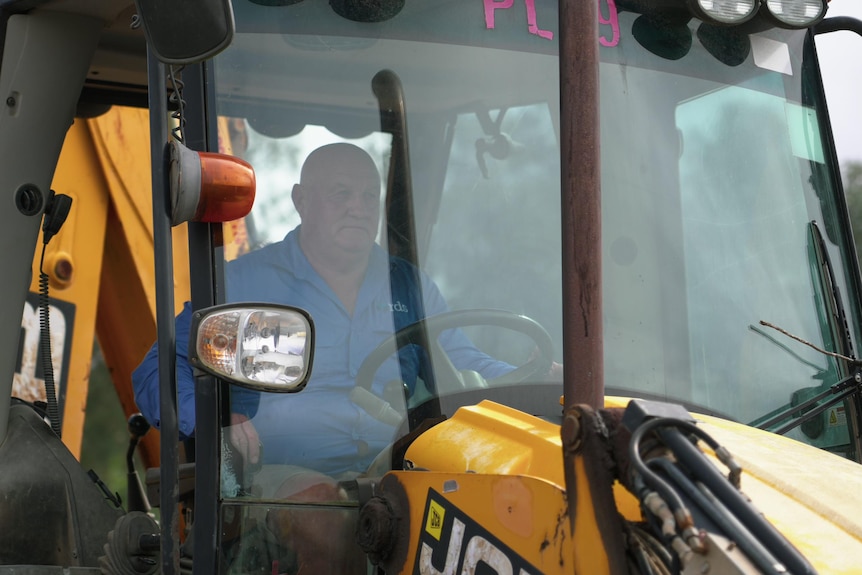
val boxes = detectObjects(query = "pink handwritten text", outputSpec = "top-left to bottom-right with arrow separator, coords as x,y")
599,0 -> 620,47
484,0 -> 620,47
484,0 -> 514,30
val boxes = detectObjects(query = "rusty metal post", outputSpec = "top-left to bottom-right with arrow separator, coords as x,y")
560,0 -> 603,410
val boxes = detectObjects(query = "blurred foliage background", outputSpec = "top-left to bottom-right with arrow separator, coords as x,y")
844,162 -> 862,259
79,343 -> 132,497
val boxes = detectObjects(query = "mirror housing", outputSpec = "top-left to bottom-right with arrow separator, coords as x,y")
189,304 -> 314,392
133,0 -> 235,64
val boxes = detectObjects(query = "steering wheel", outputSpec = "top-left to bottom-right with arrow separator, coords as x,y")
354,309 -> 554,399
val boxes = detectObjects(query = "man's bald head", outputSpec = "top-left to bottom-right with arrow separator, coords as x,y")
299,143 -> 380,188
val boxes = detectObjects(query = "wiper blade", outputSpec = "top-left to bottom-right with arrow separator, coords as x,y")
809,221 -> 855,360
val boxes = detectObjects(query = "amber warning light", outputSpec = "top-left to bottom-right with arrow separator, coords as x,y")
168,139 -> 256,225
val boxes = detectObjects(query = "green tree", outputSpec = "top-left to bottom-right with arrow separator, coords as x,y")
79,343 -> 130,499
845,161 -> 862,259
79,344 -> 160,518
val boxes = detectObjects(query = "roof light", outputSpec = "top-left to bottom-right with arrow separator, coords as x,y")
690,0 -> 759,25
764,0 -> 828,28
168,140 -> 256,225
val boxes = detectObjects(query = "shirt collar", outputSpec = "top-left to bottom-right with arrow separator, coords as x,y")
281,225 -> 391,289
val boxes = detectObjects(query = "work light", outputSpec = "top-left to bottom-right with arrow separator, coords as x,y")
691,0 -> 759,25
764,0 -> 828,28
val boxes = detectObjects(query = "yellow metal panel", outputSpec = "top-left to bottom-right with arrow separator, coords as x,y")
406,397 -> 862,572
86,107 -> 190,468
401,401 -> 635,574
388,471 -> 577,575
406,400 -> 642,523
18,106 -> 192,464
571,456 -> 613,575
694,414 -> 862,574
87,106 -> 190,321
219,116 -> 253,262
405,400 -> 566,482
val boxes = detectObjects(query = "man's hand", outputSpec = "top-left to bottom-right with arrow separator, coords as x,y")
227,412 -> 260,465
529,346 -> 564,381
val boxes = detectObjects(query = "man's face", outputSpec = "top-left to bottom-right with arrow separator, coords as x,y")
294,148 -> 381,260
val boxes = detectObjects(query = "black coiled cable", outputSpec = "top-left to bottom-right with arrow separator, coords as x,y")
169,65 -> 186,143
38,246 -> 62,438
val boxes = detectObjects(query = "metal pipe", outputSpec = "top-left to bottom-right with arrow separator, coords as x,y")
815,16 -> 862,36
560,0 -> 603,409
184,60 -> 224,575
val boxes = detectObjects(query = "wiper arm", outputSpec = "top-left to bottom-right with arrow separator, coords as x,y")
748,322 -> 824,372
755,371 -> 862,434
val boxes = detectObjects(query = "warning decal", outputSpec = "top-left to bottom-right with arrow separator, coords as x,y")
414,488 -> 538,575
827,406 -> 846,428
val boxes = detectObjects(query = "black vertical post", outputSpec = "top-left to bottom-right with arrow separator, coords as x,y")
147,48 -> 180,575
181,61 -> 224,575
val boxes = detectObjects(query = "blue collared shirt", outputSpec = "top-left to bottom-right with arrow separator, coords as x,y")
132,228 -> 512,475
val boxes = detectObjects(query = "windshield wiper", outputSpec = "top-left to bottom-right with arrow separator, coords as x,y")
753,222 -> 862,447
754,371 -> 861,434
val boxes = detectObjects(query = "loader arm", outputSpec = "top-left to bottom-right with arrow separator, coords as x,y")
22,107 -> 190,467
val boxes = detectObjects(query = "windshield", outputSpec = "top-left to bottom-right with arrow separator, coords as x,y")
209,0 -> 859,550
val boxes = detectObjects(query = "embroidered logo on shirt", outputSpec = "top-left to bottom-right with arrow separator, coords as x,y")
388,301 -> 409,313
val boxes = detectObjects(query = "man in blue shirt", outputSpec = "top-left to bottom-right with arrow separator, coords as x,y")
132,143 -> 514,477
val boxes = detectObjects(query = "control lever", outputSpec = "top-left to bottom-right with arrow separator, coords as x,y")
127,413 -> 152,513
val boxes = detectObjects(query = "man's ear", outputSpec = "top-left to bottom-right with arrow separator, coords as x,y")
292,184 -> 305,215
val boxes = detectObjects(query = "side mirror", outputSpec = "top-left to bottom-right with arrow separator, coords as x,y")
133,0 -> 235,64
189,304 -> 314,392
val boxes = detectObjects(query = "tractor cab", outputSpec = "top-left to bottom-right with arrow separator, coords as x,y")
140,1 -> 862,573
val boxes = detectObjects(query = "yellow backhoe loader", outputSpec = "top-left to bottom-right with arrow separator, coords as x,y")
1,1 -> 862,574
